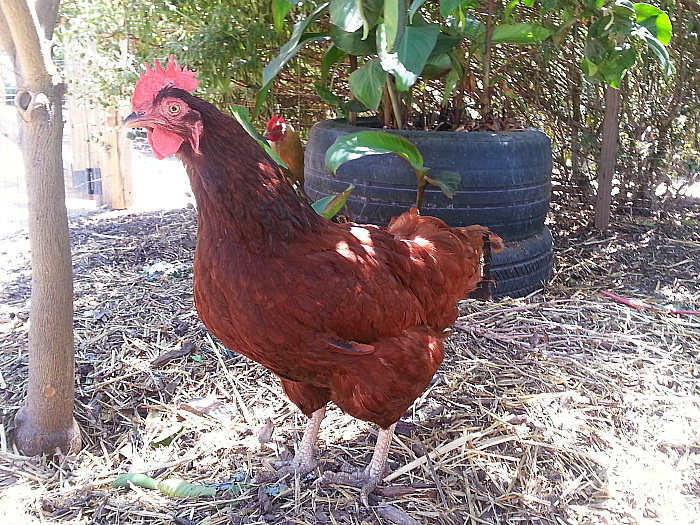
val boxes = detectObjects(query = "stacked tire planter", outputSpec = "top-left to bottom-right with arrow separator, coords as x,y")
304,119 -> 553,299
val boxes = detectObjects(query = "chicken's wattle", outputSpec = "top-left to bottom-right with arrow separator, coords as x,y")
148,127 -> 184,159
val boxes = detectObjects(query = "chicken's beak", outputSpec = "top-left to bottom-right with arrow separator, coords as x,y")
262,130 -> 269,138
123,112 -> 153,129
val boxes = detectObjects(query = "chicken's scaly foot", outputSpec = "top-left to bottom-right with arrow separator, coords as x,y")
316,423 -> 396,507
255,407 -> 326,483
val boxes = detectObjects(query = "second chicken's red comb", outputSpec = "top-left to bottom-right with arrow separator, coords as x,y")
132,54 -> 199,111
266,115 -> 286,131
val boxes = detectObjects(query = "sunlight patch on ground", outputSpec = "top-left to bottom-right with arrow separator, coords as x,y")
0,480 -> 42,525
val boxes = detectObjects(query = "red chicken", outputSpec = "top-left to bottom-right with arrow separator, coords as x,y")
263,115 -> 305,188
125,56 -> 503,505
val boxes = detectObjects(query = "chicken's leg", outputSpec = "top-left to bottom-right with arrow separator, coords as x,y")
316,423 -> 396,507
288,406 -> 326,475
256,406 -> 326,483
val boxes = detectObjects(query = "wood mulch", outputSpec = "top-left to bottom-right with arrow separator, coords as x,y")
0,200 -> 699,525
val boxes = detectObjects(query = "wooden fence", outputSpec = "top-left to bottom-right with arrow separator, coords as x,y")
0,50 -> 132,236
63,45 -> 132,210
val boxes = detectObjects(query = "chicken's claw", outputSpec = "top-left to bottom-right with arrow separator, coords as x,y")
315,423 -> 396,507
254,455 -> 319,484
254,407 -> 326,484
316,464 -> 386,507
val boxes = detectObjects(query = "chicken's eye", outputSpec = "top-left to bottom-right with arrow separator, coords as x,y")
168,104 -> 181,115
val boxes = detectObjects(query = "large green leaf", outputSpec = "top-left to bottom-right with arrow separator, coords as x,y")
315,83 -> 344,107
454,14 -> 484,41
253,79 -> 273,120
272,0 -> 293,34
258,140 -> 288,168
634,3 -> 672,45
585,37 -> 608,64
330,0 -> 382,37
348,59 -> 387,110
311,184 -> 355,218
587,15 -> 609,39
425,170 -> 461,197
375,22 -> 440,94
326,130 -> 428,178
330,0 -> 364,32
384,0 -> 408,52
315,83 -> 348,118
359,0 -> 384,39
321,44 -> 347,86
490,23 -> 551,44
422,53 -> 453,80
230,105 -> 287,167
431,32 -> 462,56
331,24 -> 378,55
440,0 -> 478,19
612,0 -> 635,18
263,32 -> 330,87
408,0 -> 427,23
632,25 -> 674,76
230,105 -> 264,141
441,67 -> 460,106
580,57 -> 600,82
262,3 -> 330,86
599,44 -> 637,88
399,24 -> 440,72
377,23 -> 418,92
343,99 -> 370,112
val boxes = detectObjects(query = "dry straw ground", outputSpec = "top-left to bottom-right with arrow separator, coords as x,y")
0,201 -> 699,525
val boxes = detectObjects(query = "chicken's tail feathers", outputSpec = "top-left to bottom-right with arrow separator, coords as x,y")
388,208 -> 504,301
388,207 -> 451,238
388,208 -> 503,254
449,225 -> 503,301
454,224 -> 504,254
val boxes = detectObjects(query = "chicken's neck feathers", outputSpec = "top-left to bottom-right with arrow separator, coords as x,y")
178,108 -> 326,256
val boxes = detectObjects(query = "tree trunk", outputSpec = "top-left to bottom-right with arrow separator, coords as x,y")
594,85 -> 621,230
0,0 -> 80,455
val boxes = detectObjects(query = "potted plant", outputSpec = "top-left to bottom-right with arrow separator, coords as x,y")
261,0 -> 673,297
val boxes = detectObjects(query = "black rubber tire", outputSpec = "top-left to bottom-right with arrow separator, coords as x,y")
491,227 -> 553,299
305,119 -> 552,242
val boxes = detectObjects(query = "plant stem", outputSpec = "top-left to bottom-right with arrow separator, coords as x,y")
386,77 -> 403,129
404,86 -> 412,128
383,82 -> 392,128
481,0 -> 496,117
349,55 -> 358,125
456,47 -> 472,125
415,177 -> 428,211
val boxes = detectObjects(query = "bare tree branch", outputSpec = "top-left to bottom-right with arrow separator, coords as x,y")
0,0 -> 59,86
34,0 -> 59,39
0,7 -> 16,60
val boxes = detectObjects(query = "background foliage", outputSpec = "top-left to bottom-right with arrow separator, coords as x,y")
56,0 -> 699,214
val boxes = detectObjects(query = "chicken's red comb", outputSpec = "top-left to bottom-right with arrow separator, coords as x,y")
266,115 -> 285,131
132,55 -> 199,110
